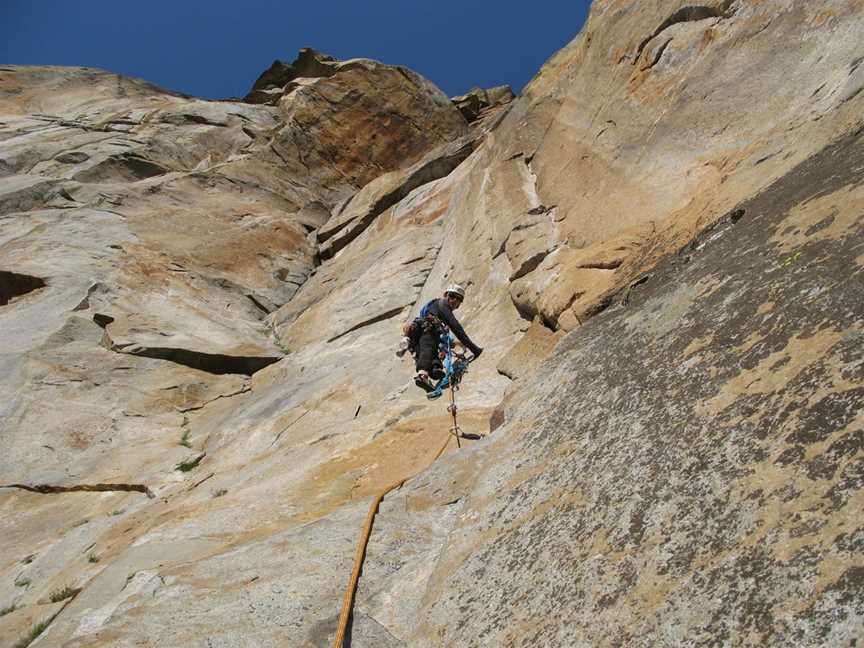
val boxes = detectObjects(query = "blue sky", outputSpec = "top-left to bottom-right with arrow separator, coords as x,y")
2,0 -> 592,100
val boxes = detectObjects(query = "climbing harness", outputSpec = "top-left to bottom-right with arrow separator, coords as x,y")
426,331 -> 471,400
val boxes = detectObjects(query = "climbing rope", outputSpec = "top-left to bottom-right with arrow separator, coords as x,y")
332,430 -> 454,648
332,339 -> 476,646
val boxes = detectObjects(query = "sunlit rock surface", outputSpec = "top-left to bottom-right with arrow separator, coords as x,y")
1,1 -> 863,645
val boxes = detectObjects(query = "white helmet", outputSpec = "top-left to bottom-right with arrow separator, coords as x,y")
445,283 -> 465,299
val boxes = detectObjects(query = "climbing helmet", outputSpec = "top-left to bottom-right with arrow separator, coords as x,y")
445,283 -> 466,300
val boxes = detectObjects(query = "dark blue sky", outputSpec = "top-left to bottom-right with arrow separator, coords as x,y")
2,0 -> 592,100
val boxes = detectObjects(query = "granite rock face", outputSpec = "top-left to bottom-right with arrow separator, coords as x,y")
1,2 -> 863,647
0,55 -> 475,647
409,125 -> 864,648
248,48 -> 469,208
467,0 -> 864,333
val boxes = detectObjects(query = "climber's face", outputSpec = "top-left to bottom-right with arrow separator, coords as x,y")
446,292 -> 463,310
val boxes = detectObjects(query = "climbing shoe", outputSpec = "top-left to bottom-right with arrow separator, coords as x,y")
414,371 -> 434,392
395,336 -> 411,358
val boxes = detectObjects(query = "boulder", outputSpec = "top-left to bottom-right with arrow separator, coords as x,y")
451,84 -> 515,123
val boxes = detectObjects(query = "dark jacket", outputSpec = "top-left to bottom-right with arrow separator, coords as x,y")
424,298 -> 482,356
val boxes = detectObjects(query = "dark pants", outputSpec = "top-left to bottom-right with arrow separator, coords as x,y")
415,328 -> 443,378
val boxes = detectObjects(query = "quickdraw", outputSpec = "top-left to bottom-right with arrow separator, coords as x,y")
426,331 -> 471,400
427,332 -> 477,448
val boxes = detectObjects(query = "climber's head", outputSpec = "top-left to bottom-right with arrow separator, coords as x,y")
444,283 -> 465,309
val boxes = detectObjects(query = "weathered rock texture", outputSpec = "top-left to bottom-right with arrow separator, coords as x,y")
1,1 -> 863,646
408,125 -> 864,648
451,84 -> 515,124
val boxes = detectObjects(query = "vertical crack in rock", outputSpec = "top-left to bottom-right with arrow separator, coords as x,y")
519,153 -> 543,211
0,270 -> 47,306
410,234 -> 449,318
497,155 -> 560,280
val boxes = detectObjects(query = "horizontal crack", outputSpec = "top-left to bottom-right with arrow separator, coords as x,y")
114,344 -> 282,376
1,482 -> 155,498
102,329 -> 281,376
1,270 -> 47,306
176,385 -> 251,412
577,260 -> 623,270
158,113 -> 228,127
326,306 -> 406,343
510,249 -> 554,281
633,1 -> 734,63
30,114 -> 129,134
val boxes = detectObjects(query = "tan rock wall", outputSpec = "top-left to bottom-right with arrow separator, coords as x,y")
0,3 -> 862,646
435,0 -> 864,333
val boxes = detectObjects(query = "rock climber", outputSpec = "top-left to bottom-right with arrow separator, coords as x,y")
398,284 -> 483,392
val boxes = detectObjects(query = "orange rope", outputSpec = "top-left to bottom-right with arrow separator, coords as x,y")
332,431 -> 454,648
